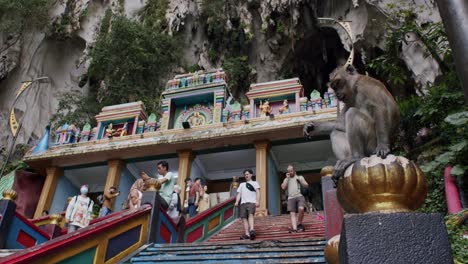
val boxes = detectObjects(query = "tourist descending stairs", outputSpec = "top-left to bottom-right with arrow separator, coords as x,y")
130,212 -> 326,263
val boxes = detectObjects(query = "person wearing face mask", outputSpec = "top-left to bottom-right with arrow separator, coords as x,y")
65,185 -> 94,233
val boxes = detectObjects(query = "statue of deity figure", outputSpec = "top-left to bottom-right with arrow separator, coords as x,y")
278,99 -> 290,114
188,112 -> 205,127
259,100 -> 272,117
105,123 -> 116,139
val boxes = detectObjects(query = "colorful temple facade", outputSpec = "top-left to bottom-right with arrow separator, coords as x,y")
23,69 -> 338,219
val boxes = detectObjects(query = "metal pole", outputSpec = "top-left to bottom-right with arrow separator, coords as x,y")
0,123 -> 23,178
435,0 -> 468,103
0,77 -> 49,178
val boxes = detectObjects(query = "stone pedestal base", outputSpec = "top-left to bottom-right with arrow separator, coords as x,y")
339,212 -> 453,264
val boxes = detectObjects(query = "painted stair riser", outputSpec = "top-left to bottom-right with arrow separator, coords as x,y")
131,258 -> 326,264
139,247 -> 325,255
131,251 -> 326,261
147,242 -> 326,251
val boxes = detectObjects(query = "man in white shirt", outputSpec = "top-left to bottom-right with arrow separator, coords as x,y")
66,185 -> 94,233
235,169 -> 260,240
156,160 -> 174,210
281,164 -> 309,233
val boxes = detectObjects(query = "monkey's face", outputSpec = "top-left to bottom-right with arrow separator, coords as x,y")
329,66 -> 354,104
329,74 -> 348,103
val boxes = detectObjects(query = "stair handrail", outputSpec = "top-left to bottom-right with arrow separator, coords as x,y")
180,197 -> 236,243
1,205 -> 152,264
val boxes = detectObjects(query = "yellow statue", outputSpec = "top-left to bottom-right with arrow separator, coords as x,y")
116,122 -> 128,137
105,123 -> 116,138
105,122 -> 128,138
259,100 -> 272,117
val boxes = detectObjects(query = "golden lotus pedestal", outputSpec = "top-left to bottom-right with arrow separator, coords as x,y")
327,155 -> 453,264
337,155 -> 427,214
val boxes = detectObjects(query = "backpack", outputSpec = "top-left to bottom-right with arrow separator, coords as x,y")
72,195 -> 93,210
296,177 -> 308,197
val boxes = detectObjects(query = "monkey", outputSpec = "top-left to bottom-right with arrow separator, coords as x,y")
304,64 -> 400,184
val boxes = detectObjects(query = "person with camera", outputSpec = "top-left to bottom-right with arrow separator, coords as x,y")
235,169 -> 260,240
281,164 -> 309,233
100,186 -> 120,217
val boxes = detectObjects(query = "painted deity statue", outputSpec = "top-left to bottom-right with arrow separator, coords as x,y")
259,100 -> 272,117
116,122 -> 129,137
188,112 -> 205,127
278,99 -> 290,114
105,123 -> 116,139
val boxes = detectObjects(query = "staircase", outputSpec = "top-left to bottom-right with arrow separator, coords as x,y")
208,212 -> 325,242
130,212 -> 326,263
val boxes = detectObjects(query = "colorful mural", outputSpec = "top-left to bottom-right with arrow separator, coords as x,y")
174,104 -> 213,129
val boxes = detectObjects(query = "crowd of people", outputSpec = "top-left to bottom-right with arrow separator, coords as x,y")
64,160 -> 213,233
63,161 -> 310,240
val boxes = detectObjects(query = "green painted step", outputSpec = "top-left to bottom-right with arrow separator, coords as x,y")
131,238 -> 326,263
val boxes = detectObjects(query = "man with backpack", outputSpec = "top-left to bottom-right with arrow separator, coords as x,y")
65,185 -> 94,233
235,169 -> 260,240
281,164 -> 309,233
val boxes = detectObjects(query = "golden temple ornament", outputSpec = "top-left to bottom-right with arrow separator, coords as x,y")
2,189 -> 18,201
320,166 -> 334,177
49,214 -> 63,225
337,155 -> 427,213
324,234 -> 340,264
146,178 -> 161,191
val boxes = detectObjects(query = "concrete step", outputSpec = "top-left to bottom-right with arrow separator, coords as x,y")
131,251 -> 325,263
140,246 -> 324,256
149,237 -> 325,248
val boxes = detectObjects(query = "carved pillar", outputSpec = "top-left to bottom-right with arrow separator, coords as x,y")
104,160 -> 125,211
295,92 -> 300,113
214,90 -> 224,123
132,116 -> 138,135
94,122 -> 102,140
249,99 -> 255,118
177,150 -> 195,204
254,141 -> 270,216
34,167 -> 63,218
435,0 -> 468,103
161,99 -> 171,131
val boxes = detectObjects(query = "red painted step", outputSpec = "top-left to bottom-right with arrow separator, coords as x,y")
207,212 -> 325,243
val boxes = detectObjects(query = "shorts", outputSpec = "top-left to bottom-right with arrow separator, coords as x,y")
287,196 -> 306,212
239,203 -> 256,218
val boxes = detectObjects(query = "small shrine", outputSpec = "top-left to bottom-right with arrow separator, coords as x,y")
245,78 -> 305,118
161,69 -> 227,130
94,101 -> 147,139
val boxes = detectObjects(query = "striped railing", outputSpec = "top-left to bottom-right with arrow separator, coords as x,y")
181,197 -> 236,243
2,205 -> 151,264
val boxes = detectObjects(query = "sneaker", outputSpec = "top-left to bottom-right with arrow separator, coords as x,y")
249,230 -> 256,240
240,235 -> 250,240
288,228 -> 297,233
297,224 -> 305,232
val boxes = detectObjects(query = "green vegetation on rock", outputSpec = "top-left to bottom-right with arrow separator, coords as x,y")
53,6 -> 181,127
0,0 -> 52,34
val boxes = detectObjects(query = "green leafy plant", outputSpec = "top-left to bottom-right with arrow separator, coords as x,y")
445,210 -> 468,263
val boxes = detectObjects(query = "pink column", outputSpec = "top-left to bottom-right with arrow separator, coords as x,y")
249,99 -> 255,118
94,122 -> 101,140
445,166 -> 462,214
295,92 -> 300,113
325,189 -> 344,239
132,116 -> 138,135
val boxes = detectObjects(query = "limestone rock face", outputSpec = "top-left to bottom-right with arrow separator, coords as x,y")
0,0 -> 442,150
